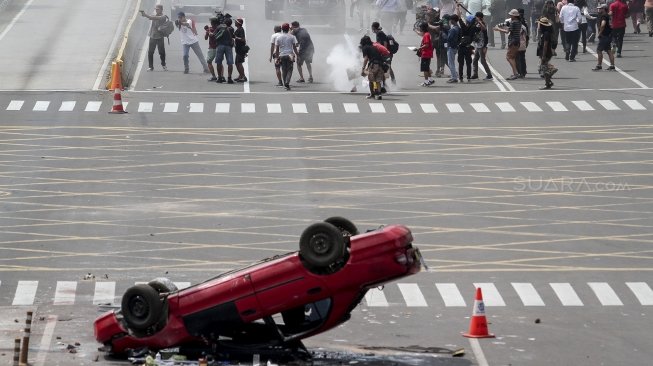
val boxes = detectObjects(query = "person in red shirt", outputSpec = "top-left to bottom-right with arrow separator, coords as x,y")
415,22 -> 435,86
609,0 -> 629,57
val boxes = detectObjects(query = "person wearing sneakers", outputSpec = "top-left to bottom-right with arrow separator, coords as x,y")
275,23 -> 299,90
559,0 -> 582,62
233,18 -> 248,82
291,21 -> 315,83
269,25 -> 283,87
609,0 -> 628,58
215,17 -> 235,83
471,12 -> 493,80
360,35 -> 385,99
415,22 -> 435,86
141,4 -> 168,71
593,4 -> 616,71
177,12 -> 209,75
446,14 -> 461,83
494,9 -> 521,80
204,17 -> 219,81
536,17 -> 557,89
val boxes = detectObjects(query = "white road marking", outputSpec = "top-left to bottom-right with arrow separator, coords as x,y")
584,45 -> 649,88
546,101 -> 568,111
398,283 -> 427,307
550,283 -> 583,306
521,102 -> 542,112
122,101 -> 129,110
496,102 -> 516,112
623,99 -> 646,110
369,103 -> 385,113
267,103 -> 282,113
292,103 -> 308,113
420,103 -> 438,113
395,103 -> 412,113
512,283 -> 545,306
13,281 -> 38,305
446,103 -> 464,113
436,283 -> 466,307
163,102 -> 179,112
470,103 -> 491,113
588,282 -> 623,306
215,103 -> 230,113
626,282 -> 653,305
468,338 -> 490,366
138,102 -> 153,113
318,103 -> 333,113
241,103 -> 255,113
59,101 -> 76,112
33,101 -> 50,111
53,281 -> 77,305
343,103 -> 360,113
597,99 -> 620,110
7,100 -> 24,110
189,103 -> 204,113
0,0 -> 35,43
572,100 -> 594,111
34,315 -> 58,366
365,288 -> 389,306
85,101 -> 102,111
473,283 -> 506,306
93,282 -> 116,305
485,62 -> 511,92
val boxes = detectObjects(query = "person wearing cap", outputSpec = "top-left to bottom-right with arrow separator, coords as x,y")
233,18 -> 248,82
494,9 -> 521,79
291,21 -> 315,83
275,23 -> 299,90
559,0 -> 582,61
608,0 -> 628,57
536,16 -> 557,89
471,11 -> 493,80
177,12 -> 210,74
140,4 -> 168,71
592,4 -> 616,70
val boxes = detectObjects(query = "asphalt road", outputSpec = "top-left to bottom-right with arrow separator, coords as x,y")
1,0 -> 653,365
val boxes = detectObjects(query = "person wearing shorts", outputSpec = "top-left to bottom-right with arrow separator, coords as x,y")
215,18 -> 235,83
592,4 -> 616,70
269,25 -> 283,87
415,22 -> 435,86
204,17 -> 219,81
495,9 -> 522,79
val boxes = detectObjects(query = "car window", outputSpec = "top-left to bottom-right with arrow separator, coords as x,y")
277,298 -> 332,337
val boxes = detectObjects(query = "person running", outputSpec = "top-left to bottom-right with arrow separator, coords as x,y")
233,18 -> 248,82
471,12 -> 493,80
269,25 -> 283,87
177,12 -> 209,74
494,9 -> 521,80
291,21 -> 315,83
592,4 -> 616,70
141,4 -> 168,71
360,35 -> 385,99
609,0 -> 628,57
536,16 -> 557,89
275,23 -> 299,90
415,22 -> 435,86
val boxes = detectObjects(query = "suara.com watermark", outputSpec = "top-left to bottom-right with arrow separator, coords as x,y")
513,176 -> 632,193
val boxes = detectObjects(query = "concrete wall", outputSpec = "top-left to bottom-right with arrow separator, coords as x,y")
118,0 -> 156,88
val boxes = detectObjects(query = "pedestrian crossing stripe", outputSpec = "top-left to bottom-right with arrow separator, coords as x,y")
5,99 -> 653,114
1,281 -> 652,308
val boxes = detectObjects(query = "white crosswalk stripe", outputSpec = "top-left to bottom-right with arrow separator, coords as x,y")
343,103 -> 359,113
572,100 -> 594,111
189,103 -> 204,113
446,103 -> 463,113
597,99 -> 620,110
292,103 -> 308,113
138,102 -> 153,113
474,283 -> 506,306
588,282 -> 623,306
163,102 -> 179,113
365,288 -> 389,306
626,282 -> 653,305
53,281 -> 77,305
551,283 -> 584,306
7,100 -> 24,110
318,103 -> 333,113
13,281 -> 38,305
512,283 -> 545,306
241,103 -> 255,113
436,283 -> 466,307
496,102 -> 515,112
59,101 -> 76,112
624,99 -> 646,110
267,103 -> 282,113
547,101 -> 568,112
369,103 -> 385,113
85,101 -> 102,112
420,103 -> 438,113
395,103 -> 412,113
33,101 -> 50,111
215,103 -> 230,113
93,282 -> 116,305
398,283 -> 427,307
470,103 -> 490,113
521,102 -> 542,112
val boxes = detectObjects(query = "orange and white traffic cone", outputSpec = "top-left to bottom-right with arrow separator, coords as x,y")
463,287 -> 495,338
108,61 -> 124,91
108,88 -> 127,114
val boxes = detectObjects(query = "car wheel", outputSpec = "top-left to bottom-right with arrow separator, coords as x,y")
300,222 -> 345,268
324,216 -> 359,237
148,277 -> 178,293
121,284 -> 163,331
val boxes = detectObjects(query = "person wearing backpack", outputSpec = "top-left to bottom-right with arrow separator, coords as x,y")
140,4 -> 169,71
371,22 -> 397,84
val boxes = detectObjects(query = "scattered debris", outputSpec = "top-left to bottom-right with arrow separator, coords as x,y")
83,273 -> 95,280
452,348 -> 465,357
535,318 -> 541,324
150,233 -> 155,236
104,274 -> 109,279
93,354 -> 99,362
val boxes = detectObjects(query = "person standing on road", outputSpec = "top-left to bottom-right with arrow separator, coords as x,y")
609,0 -> 628,57
415,22 -> 435,86
177,12 -> 209,74
629,0 -> 645,34
592,4 -> 616,70
494,9 -> 521,80
215,17 -> 235,83
204,17 -> 219,81
291,21 -> 315,83
371,22 -> 397,84
446,14 -> 461,83
234,18 -> 248,82
559,0 -> 582,61
536,16 -> 557,89
360,35 -> 385,99
541,0 -> 559,55
141,4 -> 168,71
646,0 -> 653,37
471,12 -> 493,79
269,25 -> 283,87
275,23 -> 299,90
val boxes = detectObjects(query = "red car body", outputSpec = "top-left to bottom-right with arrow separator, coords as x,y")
94,224 -> 421,354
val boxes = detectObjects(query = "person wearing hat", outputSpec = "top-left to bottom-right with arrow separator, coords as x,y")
559,0 -> 582,61
233,18 -> 248,82
592,4 -> 616,70
494,9 -> 521,79
177,12 -> 210,74
275,23 -> 299,90
536,16 -> 557,89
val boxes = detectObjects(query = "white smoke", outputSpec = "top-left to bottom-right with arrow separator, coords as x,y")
326,34 -> 366,92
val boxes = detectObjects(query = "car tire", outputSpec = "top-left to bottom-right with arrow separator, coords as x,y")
147,277 -> 178,293
121,284 -> 163,331
299,222 -> 346,268
324,216 -> 359,237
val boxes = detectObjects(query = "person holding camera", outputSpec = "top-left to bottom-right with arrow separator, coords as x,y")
471,12 -> 493,80
204,18 -> 220,81
176,12 -> 209,74
140,5 -> 168,71
214,17 -> 235,83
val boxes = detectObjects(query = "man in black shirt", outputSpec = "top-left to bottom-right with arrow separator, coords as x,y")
592,4 -> 616,71
371,22 -> 395,84
360,35 -> 384,100
291,21 -> 315,83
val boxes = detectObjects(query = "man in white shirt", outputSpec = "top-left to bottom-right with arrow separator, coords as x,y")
275,23 -> 299,90
269,25 -> 283,87
177,12 -> 209,74
559,0 -> 583,61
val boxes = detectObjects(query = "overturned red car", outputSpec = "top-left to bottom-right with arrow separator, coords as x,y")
94,218 -> 423,355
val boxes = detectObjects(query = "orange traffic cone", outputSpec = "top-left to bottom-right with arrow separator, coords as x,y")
109,61 -> 123,91
108,89 -> 127,114
463,287 -> 495,338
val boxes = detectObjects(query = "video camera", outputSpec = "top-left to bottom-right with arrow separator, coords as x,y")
213,10 -> 232,25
